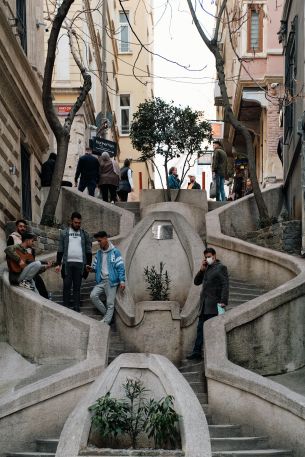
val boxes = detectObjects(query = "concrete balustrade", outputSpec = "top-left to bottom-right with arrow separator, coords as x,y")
56,353 -> 211,457
204,184 -> 305,457
115,210 -> 205,363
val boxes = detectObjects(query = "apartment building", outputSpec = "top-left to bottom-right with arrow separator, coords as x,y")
215,0 -> 284,185
46,0 -> 154,197
0,0 -> 49,257
279,0 -> 305,252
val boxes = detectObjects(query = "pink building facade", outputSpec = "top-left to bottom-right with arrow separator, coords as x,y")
215,0 -> 284,187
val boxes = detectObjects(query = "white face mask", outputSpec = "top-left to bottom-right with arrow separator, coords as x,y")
206,257 -> 214,265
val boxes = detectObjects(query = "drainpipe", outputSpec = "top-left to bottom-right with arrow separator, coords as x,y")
100,0 -> 107,139
300,111 -> 305,256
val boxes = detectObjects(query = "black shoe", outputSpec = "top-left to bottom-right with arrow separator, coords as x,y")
186,352 -> 202,361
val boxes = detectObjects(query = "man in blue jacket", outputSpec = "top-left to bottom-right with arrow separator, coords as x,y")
89,231 -> 125,324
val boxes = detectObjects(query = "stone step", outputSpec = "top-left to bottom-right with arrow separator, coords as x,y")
36,440 -> 59,453
211,436 -> 269,451
179,359 -> 203,368
7,454 -> 55,457
229,285 -> 266,293
229,281 -> 264,290
195,392 -> 208,403
181,371 -> 205,383
178,362 -> 203,373
229,292 -> 260,300
208,425 -> 241,438
212,451 -> 292,456
189,381 -> 206,394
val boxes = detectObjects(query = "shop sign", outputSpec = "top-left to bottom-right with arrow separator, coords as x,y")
57,105 -> 72,115
90,136 -> 117,157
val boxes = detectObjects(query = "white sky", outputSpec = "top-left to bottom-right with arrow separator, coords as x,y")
153,0 -> 216,119
152,0 -> 216,188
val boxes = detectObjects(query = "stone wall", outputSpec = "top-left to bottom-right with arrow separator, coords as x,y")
241,220 -> 301,255
5,221 -> 60,255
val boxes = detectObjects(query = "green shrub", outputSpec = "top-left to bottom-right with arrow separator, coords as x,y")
144,262 -> 171,301
89,378 -> 180,449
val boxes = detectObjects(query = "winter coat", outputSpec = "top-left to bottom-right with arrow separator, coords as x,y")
75,154 -> 100,183
194,260 -> 229,315
41,158 -> 56,187
119,166 -> 132,193
168,174 -> 180,189
212,147 -> 227,177
92,244 -> 125,287
99,158 -> 119,186
56,228 -> 92,274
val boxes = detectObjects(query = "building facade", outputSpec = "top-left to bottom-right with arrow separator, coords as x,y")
279,0 -> 305,252
215,0 -> 284,191
0,0 -> 49,258
45,0 -> 154,198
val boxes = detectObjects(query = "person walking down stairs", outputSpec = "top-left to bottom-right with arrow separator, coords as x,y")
88,231 -> 125,325
187,247 -> 229,361
55,212 -> 92,312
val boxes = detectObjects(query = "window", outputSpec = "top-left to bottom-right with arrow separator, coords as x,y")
16,0 -> 27,53
284,16 -> 298,142
119,11 -> 130,53
247,4 -> 263,53
120,94 -> 130,134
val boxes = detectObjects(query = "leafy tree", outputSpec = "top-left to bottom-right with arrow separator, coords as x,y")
187,0 -> 270,225
130,97 -> 212,200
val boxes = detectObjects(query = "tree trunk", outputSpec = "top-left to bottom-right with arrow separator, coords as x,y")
41,135 -> 70,225
187,0 -> 270,225
164,161 -> 172,202
214,50 -> 270,224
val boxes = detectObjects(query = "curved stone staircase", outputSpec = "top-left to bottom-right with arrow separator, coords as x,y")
6,277 -> 291,457
179,359 -> 292,456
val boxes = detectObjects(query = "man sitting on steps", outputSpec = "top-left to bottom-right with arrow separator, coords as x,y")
5,232 -> 52,291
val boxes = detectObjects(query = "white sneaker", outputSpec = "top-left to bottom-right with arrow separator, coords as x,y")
19,280 -> 32,290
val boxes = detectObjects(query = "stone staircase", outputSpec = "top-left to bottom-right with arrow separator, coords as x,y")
115,201 -> 141,224
179,359 -> 292,456
6,278 -> 287,457
228,278 -> 267,310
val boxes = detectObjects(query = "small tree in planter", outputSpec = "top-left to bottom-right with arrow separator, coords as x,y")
89,378 -> 180,450
144,262 -> 171,301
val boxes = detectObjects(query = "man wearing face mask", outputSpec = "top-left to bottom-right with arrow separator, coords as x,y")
187,247 -> 229,360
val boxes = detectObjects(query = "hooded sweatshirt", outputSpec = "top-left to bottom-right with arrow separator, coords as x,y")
92,241 -> 125,287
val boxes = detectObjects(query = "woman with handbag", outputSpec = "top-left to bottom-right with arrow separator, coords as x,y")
117,159 -> 134,202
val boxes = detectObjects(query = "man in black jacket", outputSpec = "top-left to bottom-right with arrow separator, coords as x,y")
187,247 -> 229,360
74,147 -> 100,197
41,153 -> 57,187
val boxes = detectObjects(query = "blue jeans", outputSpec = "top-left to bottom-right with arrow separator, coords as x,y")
90,279 -> 117,324
193,314 -> 217,354
216,174 -> 226,201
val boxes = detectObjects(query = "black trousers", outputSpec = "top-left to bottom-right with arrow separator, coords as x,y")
63,262 -> 83,311
193,313 -> 217,354
117,190 -> 129,202
34,274 -> 48,299
99,184 -> 117,202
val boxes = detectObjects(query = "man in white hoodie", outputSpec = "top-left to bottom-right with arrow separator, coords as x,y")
88,231 -> 125,324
